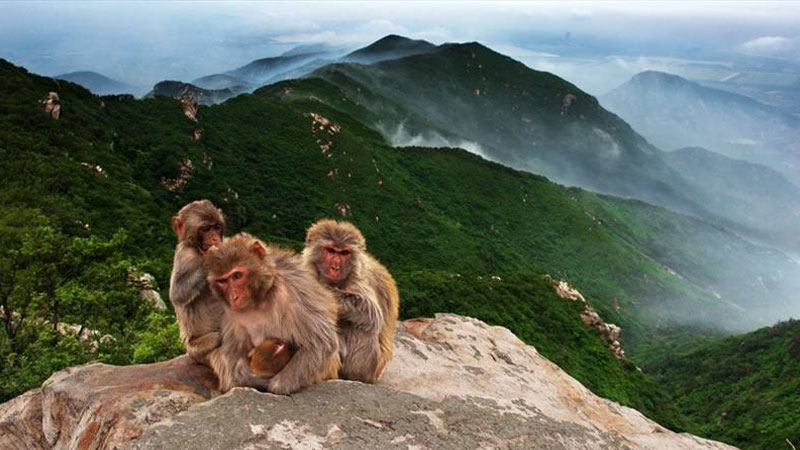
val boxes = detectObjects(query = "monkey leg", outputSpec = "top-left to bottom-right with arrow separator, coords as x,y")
339,328 -> 382,383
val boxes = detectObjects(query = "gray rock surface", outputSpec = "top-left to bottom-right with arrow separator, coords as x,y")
0,314 -> 737,450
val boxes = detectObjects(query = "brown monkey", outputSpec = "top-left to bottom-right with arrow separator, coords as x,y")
248,338 -> 293,377
302,219 -> 399,383
204,233 -> 340,394
169,200 -> 225,366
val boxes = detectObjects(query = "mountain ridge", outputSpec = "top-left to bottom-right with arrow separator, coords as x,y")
601,69 -> 800,186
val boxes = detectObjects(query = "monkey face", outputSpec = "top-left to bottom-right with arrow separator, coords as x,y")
213,265 -> 253,309
320,243 -> 352,284
199,224 -> 223,251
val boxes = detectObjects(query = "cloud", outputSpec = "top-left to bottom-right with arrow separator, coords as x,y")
381,123 -> 493,161
569,8 -> 593,22
740,35 -> 800,58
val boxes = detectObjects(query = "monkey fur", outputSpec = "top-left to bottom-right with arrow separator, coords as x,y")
204,233 -> 340,394
302,219 -> 399,383
169,200 -> 226,366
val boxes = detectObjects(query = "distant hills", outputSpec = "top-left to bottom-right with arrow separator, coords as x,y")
152,35 -> 437,103
601,70 -> 800,186
310,42 -> 703,215
138,36 -> 800,253
145,80 -> 248,106
55,71 -> 136,95
663,147 -> 800,250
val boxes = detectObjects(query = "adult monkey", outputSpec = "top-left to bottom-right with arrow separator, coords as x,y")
302,219 -> 399,383
169,200 -> 226,366
204,233 -> 340,394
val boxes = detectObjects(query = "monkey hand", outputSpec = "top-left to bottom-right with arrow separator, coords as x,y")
333,288 -> 366,308
243,373 -> 273,392
267,374 -> 300,396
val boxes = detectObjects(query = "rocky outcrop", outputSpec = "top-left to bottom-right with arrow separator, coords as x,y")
0,314 -> 735,450
41,91 -> 61,119
128,272 -> 167,310
146,80 -> 246,106
550,277 -> 626,360
159,158 -> 194,192
0,356 -> 216,449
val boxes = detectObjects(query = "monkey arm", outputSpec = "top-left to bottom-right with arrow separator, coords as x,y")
208,319 -> 268,392
185,331 -> 222,363
267,300 -> 339,395
333,288 -> 384,333
169,246 -> 206,307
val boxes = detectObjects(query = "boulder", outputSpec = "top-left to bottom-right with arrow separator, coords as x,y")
0,314 -> 736,449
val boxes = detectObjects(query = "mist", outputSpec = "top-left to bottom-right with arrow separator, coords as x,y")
379,123 -> 492,162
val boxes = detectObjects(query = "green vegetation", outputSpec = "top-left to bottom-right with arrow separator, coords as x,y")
649,319 -> 800,449
0,57 -> 795,437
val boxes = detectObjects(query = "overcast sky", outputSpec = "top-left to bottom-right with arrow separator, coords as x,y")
1,1 -> 798,91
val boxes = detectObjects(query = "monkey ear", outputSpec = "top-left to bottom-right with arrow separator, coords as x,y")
251,241 -> 267,260
171,217 -> 184,237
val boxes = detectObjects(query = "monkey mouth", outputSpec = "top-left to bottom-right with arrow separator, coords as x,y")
328,266 -> 342,280
229,297 -> 247,309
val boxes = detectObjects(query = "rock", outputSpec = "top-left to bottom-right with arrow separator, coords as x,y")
550,277 -> 627,359
0,356 -> 216,449
179,96 -> 198,122
0,315 -> 735,450
159,158 -> 194,192
42,91 -> 61,119
128,272 -> 167,310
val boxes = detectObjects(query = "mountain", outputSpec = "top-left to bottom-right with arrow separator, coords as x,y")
343,34 -> 436,64
601,71 -> 800,186
311,42 -> 709,217
663,147 -> 800,249
55,70 -> 135,95
300,38 -> 800,252
145,80 -> 247,105
648,319 -> 800,450
280,42 -> 350,58
191,73 -> 250,91
227,53 -> 326,86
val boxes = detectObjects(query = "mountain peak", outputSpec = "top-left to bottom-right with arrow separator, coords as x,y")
344,34 -> 436,64
628,70 -> 695,88
55,70 -> 134,95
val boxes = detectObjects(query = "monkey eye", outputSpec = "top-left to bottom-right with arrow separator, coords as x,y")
325,247 -> 336,254
231,271 -> 243,280
200,226 -> 211,233
216,279 -> 227,287
340,249 -> 351,256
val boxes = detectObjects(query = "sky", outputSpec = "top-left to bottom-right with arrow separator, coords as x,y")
1,1 -> 799,93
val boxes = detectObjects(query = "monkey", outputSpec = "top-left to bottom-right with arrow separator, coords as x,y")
203,233 -> 341,394
248,338 -> 293,377
169,200 -> 226,367
302,219 -> 399,383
